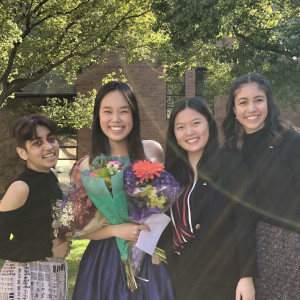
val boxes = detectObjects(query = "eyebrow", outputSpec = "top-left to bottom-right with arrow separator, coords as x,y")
237,95 -> 265,101
101,105 -> 130,109
31,132 -> 54,141
175,117 -> 203,126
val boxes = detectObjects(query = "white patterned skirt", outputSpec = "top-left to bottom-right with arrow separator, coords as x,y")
0,257 -> 67,300
255,221 -> 300,300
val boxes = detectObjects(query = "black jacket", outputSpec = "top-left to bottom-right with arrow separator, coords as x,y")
241,128 -> 300,233
162,150 -> 257,300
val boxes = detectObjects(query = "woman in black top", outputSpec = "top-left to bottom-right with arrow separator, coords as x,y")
0,115 -> 71,300
164,97 -> 257,300
222,72 -> 300,299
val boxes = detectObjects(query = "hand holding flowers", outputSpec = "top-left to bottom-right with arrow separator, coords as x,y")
123,160 -> 181,289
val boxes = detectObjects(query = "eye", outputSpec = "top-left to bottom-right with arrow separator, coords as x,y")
120,110 -> 130,114
256,98 -> 264,102
32,140 -> 42,146
193,121 -> 200,126
176,126 -> 184,131
102,110 -> 111,114
238,100 -> 247,105
48,136 -> 57,143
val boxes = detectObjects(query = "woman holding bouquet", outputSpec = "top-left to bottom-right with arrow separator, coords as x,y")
0,115 -> 70,300
163,97 -> 257,300
222,73 -> 300,299
72,81 -> 175,300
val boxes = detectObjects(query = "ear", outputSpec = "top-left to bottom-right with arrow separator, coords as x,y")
16,147 -> 28,161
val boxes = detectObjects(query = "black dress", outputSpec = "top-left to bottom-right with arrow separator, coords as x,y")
0,167 -> 68,300
241,127 -> 300,300
163,150 -> 257,300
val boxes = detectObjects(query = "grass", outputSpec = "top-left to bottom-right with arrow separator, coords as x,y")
0,238 -> 89,300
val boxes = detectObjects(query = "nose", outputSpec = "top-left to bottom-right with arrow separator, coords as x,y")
44,141 -> 54,150
111,112 -> 121,122
186,125 -> 194,135
247,101 -> 257,112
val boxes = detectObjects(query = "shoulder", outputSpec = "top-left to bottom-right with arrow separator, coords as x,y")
77,155 -> 90,172
284,128 -> 300,142
142,140 -> 164,163
0,181 -> 29,211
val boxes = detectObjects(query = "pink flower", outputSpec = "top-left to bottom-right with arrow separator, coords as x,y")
88,171 -> 97,177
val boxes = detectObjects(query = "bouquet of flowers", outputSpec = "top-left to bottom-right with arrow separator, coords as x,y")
123,160 -> 181,289
51,162 -> 110,239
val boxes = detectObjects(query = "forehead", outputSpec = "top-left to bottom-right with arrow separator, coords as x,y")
235,82 -> 266,98
100,90 -> 130,109
32,125 -> 52,139
175,107 -> 206,123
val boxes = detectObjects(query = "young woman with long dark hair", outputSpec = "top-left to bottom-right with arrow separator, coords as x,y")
222,72 -> 300,299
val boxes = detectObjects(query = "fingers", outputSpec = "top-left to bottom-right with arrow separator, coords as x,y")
138,224 -> 151,232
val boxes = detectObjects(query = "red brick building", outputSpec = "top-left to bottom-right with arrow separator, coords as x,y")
0,53 -> 299,195
76,53 -> 300,159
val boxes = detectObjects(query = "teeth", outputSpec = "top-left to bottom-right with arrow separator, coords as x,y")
110,127 -> 123,131
43,153 -> 55,158
246,116 -> 258,120
187,138 -> 199,143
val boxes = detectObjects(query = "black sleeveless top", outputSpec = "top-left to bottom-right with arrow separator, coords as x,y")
0,167 -> 62,262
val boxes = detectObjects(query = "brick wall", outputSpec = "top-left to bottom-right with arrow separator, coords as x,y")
76,54 -> 300,159
76,54 -> 169,158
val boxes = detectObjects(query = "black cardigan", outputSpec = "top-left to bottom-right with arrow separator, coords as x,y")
0,167 -> 61,262
163,149 -> 257,300
241,127 -> 300,233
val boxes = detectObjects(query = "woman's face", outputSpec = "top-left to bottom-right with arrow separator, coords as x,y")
17,125 -> 59,173
174,107 -> 209,157
233,82 -> 268,134
99,90 -> 133,144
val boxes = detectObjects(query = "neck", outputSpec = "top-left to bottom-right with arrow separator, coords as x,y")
109,140 -> 129,157
188,151 -> 203,181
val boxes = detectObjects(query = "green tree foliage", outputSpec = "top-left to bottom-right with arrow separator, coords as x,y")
153,0 -> 300,106
0,0 -> 167,107
1,0 -> 299,116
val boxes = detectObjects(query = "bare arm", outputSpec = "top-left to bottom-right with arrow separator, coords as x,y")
82,223 -> 150,242
0,181 -> 29,211
142,140 -> 164,163
0,181 -> 53,261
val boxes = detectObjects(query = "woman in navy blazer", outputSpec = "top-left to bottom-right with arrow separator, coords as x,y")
163,97 -> 257,300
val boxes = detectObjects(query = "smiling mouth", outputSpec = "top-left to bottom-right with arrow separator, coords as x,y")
245,115 -> 259,120
186,138 -> 199,143
110,126 -> 124,131
43,153 -> 55,159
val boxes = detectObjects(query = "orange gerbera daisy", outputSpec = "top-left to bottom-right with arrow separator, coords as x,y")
133,160 -> 164,183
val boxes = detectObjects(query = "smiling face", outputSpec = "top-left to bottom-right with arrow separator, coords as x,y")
233,82 -> 268,134
99,90 -> 133,147
17,125 -> 59,173
174,107 -> 209,159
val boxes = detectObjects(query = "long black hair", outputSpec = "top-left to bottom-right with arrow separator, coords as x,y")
91,81 -> 145,161
165,97 -> 219,186
222,73 -> 291,149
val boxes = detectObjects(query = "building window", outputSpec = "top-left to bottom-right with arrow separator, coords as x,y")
166,77 -> 185,119
56,131 -> 77,189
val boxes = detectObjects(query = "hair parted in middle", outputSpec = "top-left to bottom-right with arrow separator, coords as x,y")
222,72 -> 291,150
91,81 -> 145,161
165,97 -> 219,185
